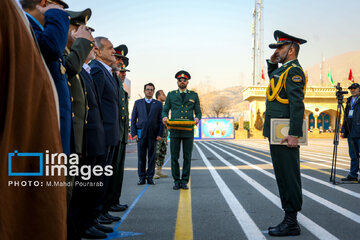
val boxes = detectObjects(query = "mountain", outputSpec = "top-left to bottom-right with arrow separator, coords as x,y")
306,51 -> 360,87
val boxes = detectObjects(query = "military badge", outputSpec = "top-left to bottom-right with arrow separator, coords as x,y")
292,75 -> 302,82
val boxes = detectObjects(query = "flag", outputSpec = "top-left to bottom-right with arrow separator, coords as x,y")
348,69 -> 354,83
305,70 -> 309,83
328,68 -> 334,85
261,69 -> 265,81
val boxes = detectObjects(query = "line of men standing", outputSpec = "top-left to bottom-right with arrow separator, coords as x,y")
20,0 -> 130,239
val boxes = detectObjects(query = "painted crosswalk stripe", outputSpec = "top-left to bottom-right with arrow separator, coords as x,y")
197,142 -> 339,240
207,142 -> 360,224
216,141 -> 360,199
194,144 -> 266,240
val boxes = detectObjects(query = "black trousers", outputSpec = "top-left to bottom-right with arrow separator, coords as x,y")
103,141 -> 127,210
67,153 -> 106,240
137,137 -> 156,179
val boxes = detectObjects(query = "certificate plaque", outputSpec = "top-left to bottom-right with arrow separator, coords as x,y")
270,118 -> 308,145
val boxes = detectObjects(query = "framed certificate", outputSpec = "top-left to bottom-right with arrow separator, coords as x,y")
270,118 -> 308,145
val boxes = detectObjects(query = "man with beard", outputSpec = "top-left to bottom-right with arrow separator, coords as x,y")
263,30 -> 307,237
162,71 -> 201,190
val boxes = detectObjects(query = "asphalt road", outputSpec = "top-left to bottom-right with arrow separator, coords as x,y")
86,139 -> 360,240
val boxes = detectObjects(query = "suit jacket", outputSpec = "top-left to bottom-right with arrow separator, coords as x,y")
80,68 -> 106,156
162,89 -> 201,138
113,73 -> 129,143
26,9 -> 71,155
263,59 -> 306,138
131,99 -> 163,140
63,38 -> 93,154
341,96 -> 360,138
90,60 -> 120,146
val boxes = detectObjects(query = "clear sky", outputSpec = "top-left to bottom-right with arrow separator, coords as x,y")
63,0 -> 360,98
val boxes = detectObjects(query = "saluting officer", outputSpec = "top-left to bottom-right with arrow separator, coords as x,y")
162,71 -> 201,190
263,30 -> 307,237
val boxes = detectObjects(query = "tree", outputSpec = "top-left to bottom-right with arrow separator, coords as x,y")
209,96 -> 230,117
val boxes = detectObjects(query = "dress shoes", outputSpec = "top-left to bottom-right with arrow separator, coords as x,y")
82,226 -> 107,239
104,212 -> 121,222
341,175 -> 358,181
97,214 -> 113,224
119,204 -> 128,209
173,182 -> 181,190
94,223 -> 113,233
181,183 -> 189,189
109,204 -> 127,212
137,178 -> 146,185
268,217 -> 301,236
147,178 -> 155,185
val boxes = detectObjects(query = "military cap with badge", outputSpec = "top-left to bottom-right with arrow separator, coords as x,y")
175,70 -> 191,80
47,0 -> 69,9
114,45 -> 129,67
66,8 -> 95,32
269,30 -> 307,49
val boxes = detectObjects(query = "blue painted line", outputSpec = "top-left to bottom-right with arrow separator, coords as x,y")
163,155 -> 171,167
106,184 -> 149,239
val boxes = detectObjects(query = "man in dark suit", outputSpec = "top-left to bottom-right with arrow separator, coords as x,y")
131,83 -> 164,185
90,36 -> 121,225
21,0 -> 72,155
104,45 -> 130,213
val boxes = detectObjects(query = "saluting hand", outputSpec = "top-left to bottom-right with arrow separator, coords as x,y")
280,135 -> 299,148
270,52 -> 279,64
36,4 -> 64,15
71,25 -> 93,41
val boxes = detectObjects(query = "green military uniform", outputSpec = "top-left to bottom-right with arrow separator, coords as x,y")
263,31 -> 307,216
64,8 -> 94,155
63,9 -> 93,207
162,71 -> 202,186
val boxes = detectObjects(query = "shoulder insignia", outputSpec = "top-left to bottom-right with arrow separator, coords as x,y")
292,63 -> 299,67
189,99 -> 195,103
292,75 -> 302,82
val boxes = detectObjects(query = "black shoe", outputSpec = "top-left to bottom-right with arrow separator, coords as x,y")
181,183 -> 189,189
109,204 -> 127,212
94,223 -> 113,233
82,226 -> 107,239
119,204 -> 128,209
341,175 -> 358,181
147,178 -> 155,185
268,218 -> 301,236
97,214 -> 113,224
173,182 -> 181,190
137,178 -> 146,185
104,212 -> 121,222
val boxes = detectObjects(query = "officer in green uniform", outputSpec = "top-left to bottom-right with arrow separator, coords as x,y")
64,8 -> 94,155
63,8 -> 94,207
263,30 -> 307,237
162,71 -> 201,190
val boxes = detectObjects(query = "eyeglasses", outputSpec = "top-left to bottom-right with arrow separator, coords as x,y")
145,88 -> 154,91
178,79 -> 188,82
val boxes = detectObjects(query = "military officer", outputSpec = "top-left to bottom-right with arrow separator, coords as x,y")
162,71 -> 201,190
64,8 -> 94,156
21,0 -> 71,155
154,90 -> 169,179
263,30 -> 307,237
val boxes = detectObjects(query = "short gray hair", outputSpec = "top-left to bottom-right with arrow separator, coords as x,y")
94,36 -> 108,50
